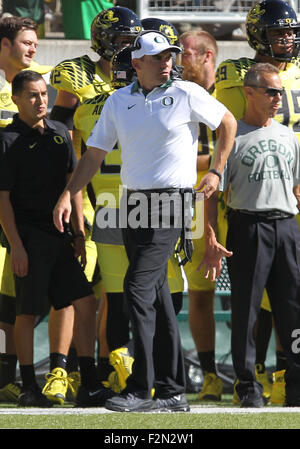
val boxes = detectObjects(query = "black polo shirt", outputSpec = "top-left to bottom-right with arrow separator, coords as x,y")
0,114 -> 77,234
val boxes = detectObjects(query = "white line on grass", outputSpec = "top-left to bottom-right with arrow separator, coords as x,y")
1,406 -> 300,415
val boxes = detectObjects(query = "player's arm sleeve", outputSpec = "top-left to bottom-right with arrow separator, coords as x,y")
50,105 -> 76,130
49,62 -> 80,129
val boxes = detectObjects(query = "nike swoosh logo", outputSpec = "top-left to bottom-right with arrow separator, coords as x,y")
88,389 -> 103,397
127,104 -> 136,110
29,143 -> 37,149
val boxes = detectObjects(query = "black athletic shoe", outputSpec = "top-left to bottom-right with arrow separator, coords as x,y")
18,383 -> 53,408
153,394 -> 190,412
76,384 -> 114,407
240,392 -> 265,408
105,392 -> 155,412
285,401 -> 300,407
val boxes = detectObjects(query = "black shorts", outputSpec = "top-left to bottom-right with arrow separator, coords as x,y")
14,225 -> 93,316
0,293 -> 51,325
0,294 -> 16,324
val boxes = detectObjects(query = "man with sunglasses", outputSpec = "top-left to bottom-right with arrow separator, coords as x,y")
215,0 -> 300,404
200,62 -> 300,407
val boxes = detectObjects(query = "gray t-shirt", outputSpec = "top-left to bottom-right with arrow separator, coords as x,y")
218,119 -> 300,214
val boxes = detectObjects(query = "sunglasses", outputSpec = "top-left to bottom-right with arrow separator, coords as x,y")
248,85 -> 285,97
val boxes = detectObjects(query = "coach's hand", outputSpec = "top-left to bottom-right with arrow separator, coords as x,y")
195,172 -> 220,200
198,241 -> 232,282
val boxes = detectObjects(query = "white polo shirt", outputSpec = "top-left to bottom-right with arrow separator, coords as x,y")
87,79 -> 227,190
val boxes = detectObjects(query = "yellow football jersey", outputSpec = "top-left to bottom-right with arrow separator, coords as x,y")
215,57 -> 300,142
73,93 -> 122,206
50,55 -> 115,225
50,54 -> 115,202
50,55 -> 111,104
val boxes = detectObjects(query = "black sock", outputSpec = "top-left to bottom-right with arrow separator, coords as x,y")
78,356 -> 99,390
19,364 -> 36,389
0,354 -> 17,388
198,351 -> 216,374
49,353 -> 67,372
276,350 -> 288,371
66,347 -> 78,373
97,357 -> 113,381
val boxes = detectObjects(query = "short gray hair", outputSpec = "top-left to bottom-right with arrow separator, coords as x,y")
244,63 -> 280,87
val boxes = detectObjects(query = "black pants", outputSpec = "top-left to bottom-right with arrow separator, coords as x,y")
121,197 -> 186,399
227,210 -> 300,402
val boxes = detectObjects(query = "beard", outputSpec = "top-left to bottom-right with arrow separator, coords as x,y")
181,59 -> 206,88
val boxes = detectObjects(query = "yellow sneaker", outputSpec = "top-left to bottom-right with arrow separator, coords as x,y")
67,371 -> 81,402
0,382 -> 21,403
255,364 -> 272,403
42,367 -> 68,405
105,370 -> 123,393
270,370 -> 286,405
109,347 -> 134,393
197,372 -> 222,401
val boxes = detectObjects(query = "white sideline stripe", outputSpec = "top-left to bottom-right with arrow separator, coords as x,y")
1,406 -> 300,415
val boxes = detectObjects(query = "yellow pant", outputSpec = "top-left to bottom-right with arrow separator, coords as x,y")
96,242 -> 184,294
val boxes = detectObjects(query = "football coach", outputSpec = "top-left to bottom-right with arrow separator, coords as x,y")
53,30 -> 237,412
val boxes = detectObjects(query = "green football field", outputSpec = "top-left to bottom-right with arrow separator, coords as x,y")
1,395 -> 300,431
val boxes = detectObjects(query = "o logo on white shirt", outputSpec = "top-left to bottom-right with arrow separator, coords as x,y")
161,96 -> 174,107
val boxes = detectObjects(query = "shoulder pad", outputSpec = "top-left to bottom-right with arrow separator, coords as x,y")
215,57 -> 256,90
50,55 -> 96,93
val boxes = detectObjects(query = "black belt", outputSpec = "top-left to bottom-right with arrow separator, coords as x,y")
127,188 -> 182,197
234,209 -> 294,220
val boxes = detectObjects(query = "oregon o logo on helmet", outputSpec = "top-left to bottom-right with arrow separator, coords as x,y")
161,96 -> 174,107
